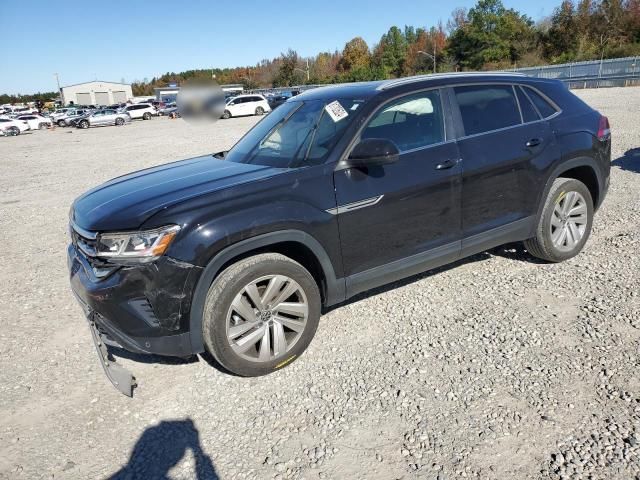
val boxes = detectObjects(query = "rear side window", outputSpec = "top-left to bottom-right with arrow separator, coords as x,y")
454,85 -> 521,136
515,86 -> 540,123
523,86 -> 557,118
361,90 -> 444,152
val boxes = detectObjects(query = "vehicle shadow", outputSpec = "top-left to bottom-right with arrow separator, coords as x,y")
107,419 -> 219,480
325,243 -> 545,313
612,148 -> 640,173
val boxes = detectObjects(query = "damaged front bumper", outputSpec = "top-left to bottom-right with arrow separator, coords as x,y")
68,243 -> 202,396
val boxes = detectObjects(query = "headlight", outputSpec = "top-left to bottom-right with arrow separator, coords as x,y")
95,225 -> 180,262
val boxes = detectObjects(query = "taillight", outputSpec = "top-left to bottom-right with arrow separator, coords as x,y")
597,115 -> 610,141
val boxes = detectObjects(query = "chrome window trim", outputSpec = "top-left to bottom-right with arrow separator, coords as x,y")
451,82 -> 563,141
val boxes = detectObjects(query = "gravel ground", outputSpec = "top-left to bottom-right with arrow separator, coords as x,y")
0,87 -> 638,480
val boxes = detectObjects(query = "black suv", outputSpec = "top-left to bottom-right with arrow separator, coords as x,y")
68,73 -> 611,395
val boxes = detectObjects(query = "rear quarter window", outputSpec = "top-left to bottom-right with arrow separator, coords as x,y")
523,86 -> 558,118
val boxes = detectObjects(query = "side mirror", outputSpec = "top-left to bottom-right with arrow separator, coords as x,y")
347,138 -> 400,167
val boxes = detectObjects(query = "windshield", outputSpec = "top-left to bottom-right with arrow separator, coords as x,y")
225,98 -> 363,168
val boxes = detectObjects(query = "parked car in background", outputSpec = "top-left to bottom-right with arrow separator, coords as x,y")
50,108 -> 74,123
15,114 -> 52,130
157,102 -> 177,116
122,103 -> 156,120
222,94 -> 271,119
0,117 -> 30,135
267,95 -> 289,110
62,109 -> 94,127
75,109 -> 131,129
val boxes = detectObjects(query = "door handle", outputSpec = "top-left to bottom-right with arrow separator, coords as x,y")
435,158 -> 459,170
526,138 -> 542,148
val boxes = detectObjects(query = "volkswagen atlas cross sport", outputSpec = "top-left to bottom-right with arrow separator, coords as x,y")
68,73 -> 611,395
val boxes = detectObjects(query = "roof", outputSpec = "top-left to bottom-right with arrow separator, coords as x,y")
296,72 -> 535,101
377,71 -> 527,90
61,80 -> 131,89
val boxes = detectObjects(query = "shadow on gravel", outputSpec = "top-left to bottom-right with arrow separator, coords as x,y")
326,243 -> 546,313
108,419 -> 219,480
326,251 -> 493,312
612,148 -> 640,173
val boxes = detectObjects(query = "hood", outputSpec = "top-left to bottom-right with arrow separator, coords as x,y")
71,156 -> 281,231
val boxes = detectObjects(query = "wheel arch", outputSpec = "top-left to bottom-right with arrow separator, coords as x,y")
188,230 -> 345,353
535,156 -> 603,226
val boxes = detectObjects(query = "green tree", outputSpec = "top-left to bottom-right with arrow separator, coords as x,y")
273,49 -> 300,87
446,0 -> 535,69
338,37 -> 371,72
374,26 -> 408,77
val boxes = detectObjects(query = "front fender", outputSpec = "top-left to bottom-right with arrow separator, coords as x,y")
187,229 -> 345,354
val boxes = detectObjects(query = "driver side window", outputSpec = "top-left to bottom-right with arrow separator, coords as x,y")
361,90 -> 444,152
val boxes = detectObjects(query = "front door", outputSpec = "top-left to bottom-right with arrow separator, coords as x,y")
333,89 -> 462,294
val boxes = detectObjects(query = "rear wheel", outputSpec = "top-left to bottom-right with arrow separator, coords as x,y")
4,126 -> 20,136
525,178 -> 593,262
142,112 -> 151,120
202,253 -> 321,377
38,122 -> 48,130
115,117 -> 124,126
79,120 -> 89,129
255,106 -> 264,115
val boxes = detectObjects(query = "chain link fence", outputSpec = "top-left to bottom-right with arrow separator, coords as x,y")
513,56 -> 640,89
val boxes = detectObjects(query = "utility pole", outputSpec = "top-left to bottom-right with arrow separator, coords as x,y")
418,50 -> 436,74
54,73 -> 63,105
294,59 -> 310,82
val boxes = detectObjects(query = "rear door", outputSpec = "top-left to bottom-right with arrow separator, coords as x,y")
451,83 -> 556,241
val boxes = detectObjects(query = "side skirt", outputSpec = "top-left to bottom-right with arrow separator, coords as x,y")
343,215 -> 535,300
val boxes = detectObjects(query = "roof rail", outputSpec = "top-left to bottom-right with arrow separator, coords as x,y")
377,71 -> 528,90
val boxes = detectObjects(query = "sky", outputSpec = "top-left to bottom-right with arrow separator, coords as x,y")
0,0 -> 561,95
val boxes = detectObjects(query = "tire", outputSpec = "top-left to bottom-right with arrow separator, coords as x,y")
143,112 -> 151,120
115,117 -> 124,126
222,110 -> 231,119
57,120 -> 66,127
38,122 -> 47,130
79,120 -> 89,129
255,106 -> 264,115
202,253 -> 321,377
5,126 -> 20,136
525,178 -> 593,262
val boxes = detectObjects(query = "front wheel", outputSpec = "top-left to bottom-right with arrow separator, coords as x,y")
4,126 -> 20,136
115,117 -> 124,126
202,253 -> 321,377
525,178 -> 593,262
38,122 -> 48,130
57,120 -> 66,127
79,120 -> 89,129
222,110 -> 231,119
142,112 -> 151,120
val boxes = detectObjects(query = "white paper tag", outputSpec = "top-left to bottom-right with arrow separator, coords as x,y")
325,100 -> 349,123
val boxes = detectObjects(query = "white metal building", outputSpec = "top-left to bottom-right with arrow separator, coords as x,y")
60,81 -> 133,106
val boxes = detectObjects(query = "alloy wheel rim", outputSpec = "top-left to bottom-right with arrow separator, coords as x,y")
550,190 -> 588,251
226,275 -> 308,363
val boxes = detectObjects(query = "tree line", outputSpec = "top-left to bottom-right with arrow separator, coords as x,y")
130,0 -> 639,94
3,0 -> 639,103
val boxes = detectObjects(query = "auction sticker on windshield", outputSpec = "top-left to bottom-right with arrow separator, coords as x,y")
325,100 -> 349,122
